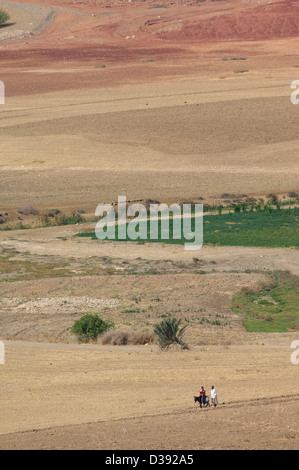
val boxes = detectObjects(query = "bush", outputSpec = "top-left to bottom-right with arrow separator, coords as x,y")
71,314 -> 113,342
101,329 -> 154,346
154,317 -> 189,351
0,9 -> 10,26
36,211 -> 85,228
18,205 -> 39,216
54,212 -> 85,226
266,193 -> 279,205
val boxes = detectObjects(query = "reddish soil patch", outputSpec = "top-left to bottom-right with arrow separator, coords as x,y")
1,0 -> 299,96
160,0 -> 299,42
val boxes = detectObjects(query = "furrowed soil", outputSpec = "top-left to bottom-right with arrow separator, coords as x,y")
0,0 -> 299,450
0,340 -> 298,450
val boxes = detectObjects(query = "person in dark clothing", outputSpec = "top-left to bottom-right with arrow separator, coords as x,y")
199,386 -> 206,408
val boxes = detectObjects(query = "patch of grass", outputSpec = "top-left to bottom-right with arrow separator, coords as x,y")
232,272 -> 299,332
0,255 -> 72,282
122,308 -> 141,314
0,222 -> 31,231
140,57 -> 156,62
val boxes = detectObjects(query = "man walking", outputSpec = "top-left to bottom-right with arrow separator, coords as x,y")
211,386 -> 218,407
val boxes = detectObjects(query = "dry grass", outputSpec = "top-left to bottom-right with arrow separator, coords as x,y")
100,329 -> 155,345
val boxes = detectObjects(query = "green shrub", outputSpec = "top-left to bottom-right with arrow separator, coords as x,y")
0,9 -> 10,26
54,212 -> 85,226
71,314 -> 113,342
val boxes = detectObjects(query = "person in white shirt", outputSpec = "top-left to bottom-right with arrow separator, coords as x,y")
211,386 -> 218,407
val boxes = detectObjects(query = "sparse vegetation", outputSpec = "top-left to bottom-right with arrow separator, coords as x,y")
232,272 -> 299,332
0,211 -> 87,231
140,57 -> 156,62
36,212 -> 86,228
101,329 -> 154,345
0,254 -> 72,282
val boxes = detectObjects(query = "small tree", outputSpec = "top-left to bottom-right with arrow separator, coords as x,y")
0,9 -> 10,26
154,317 -> 189,351
71,314 -> 113,342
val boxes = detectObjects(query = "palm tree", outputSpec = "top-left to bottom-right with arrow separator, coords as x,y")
154,317 -> 189,351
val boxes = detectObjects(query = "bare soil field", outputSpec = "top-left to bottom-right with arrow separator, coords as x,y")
0,340 -> 298,450
0,0 -> 299,451
1,78 -> 299,212
0,0 -> 299,211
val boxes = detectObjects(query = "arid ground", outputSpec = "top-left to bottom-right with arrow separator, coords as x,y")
0,0 -> 299,450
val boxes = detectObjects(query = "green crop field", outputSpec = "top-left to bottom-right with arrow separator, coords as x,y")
202,207 -> 299,247
76,207 -> 299,248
